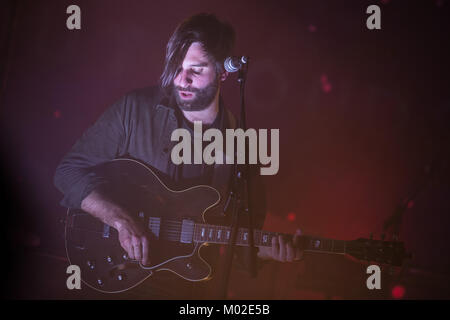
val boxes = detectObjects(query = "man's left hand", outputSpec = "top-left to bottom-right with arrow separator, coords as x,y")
257,229 -> 303,262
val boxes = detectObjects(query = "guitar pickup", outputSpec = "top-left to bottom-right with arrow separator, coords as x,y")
103,224 -> 110,238
148,217 -> 161,239
180,219 -> 195,244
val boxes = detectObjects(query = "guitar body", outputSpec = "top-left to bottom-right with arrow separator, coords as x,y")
65,159 -> 409,293
65,158 -> 221,293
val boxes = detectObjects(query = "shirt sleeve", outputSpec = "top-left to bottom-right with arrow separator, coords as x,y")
53,94 -> 128,209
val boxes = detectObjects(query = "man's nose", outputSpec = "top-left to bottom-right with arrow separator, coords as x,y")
175,70 -> 192,88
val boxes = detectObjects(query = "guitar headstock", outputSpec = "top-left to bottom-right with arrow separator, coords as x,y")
346,238 -> 410,266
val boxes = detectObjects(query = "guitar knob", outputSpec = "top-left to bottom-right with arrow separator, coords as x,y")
87,260 -> 95,270
106,256 -> 113,264
122,253 -> 128,260
186,263 -> 192,270
117,274 -> 126,281
97,278 -> 104,286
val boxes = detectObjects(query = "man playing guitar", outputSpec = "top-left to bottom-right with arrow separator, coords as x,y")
54,13 -> 302,299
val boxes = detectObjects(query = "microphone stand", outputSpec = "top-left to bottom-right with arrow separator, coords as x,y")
382,155 -> 440,241
219,59 -> 257,299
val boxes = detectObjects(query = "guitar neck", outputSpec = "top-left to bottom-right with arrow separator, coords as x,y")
193,223 -> 348,255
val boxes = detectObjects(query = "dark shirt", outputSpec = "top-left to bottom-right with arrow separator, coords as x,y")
54,86 -> 266,298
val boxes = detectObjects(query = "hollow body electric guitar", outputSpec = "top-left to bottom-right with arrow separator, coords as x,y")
65,159 -> 408,293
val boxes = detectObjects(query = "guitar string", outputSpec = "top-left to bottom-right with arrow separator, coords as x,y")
150,221 -> 278,236
149,222 -> 272,237
73,213 -> 336,242
68,228 -> 268,245
72,219 -> 334,248
72,220 -> 311,242
71,225 -> 263,238
68,227 -> 338,250
71,223 -> 278,241
69,226 -> 263,238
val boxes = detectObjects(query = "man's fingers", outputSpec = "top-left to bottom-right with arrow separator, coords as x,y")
142,236 -> 150,266
286,241 -> 295,262
134,245 -> 142,262
295,249 -> 304,261
271,236 -> 279,258
132,236 -> 142,262
293,229 -> 302,248
293,229 -> 304,261
121,239 -> 134,260
266,230 -> 304,262
278,235 -> 286,262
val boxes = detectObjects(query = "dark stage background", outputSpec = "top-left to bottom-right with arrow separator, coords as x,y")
1,0 -> 450,299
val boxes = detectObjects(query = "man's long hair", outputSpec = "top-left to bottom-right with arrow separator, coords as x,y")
160,13 -> 235,94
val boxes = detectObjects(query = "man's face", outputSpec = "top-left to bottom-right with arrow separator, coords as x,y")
173,42 -> 220,111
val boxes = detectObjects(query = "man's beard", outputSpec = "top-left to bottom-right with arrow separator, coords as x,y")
173,76 -> 219,112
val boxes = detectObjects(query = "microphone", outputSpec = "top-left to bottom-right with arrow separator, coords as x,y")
224,56 -> 248,73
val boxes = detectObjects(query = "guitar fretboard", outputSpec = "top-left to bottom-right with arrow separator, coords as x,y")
193,223 -> 347,254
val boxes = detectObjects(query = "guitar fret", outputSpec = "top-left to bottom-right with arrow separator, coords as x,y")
300,236 -> 347,254
333,240 -> 345,253
241,230 -> 248,245
201,227 -> 206,241
262,232 -> 270,246
214,226 -> 218,242
208,226 -> 214,241
309,238 -> 321,250
323,239 -> 332,252
255,230 -> 261,246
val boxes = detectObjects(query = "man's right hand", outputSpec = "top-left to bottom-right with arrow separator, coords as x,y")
81,190 -> 151,266
114,218 -> 151,266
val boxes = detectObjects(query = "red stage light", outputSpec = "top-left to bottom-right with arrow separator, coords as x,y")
320,74 -> 332,93
287,212 -> 296,221
391,285 -> 405,299
308,24 -> 317,32
322,83 -> 332,93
